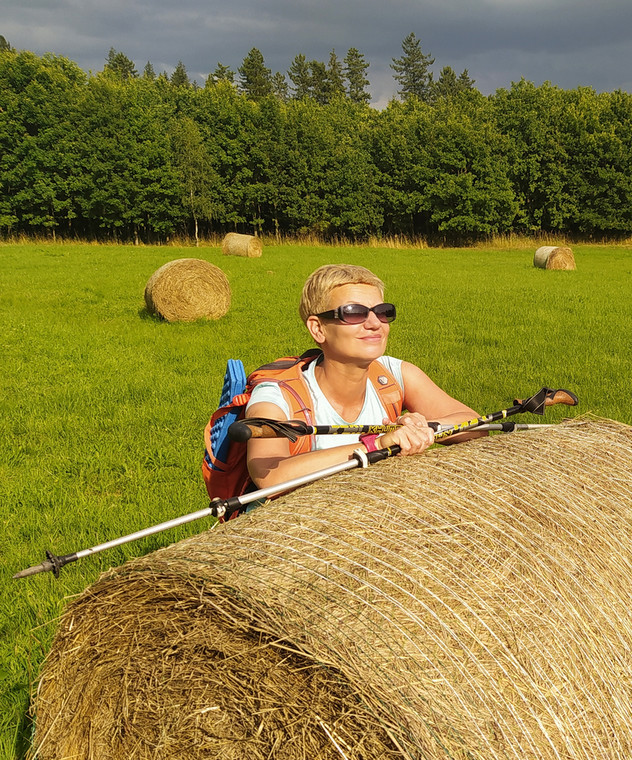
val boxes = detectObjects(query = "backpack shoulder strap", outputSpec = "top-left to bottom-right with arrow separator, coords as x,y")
367,360 -> 404,421
247,349 -> 321,455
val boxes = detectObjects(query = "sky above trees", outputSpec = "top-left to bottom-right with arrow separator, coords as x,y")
3,0 -> 632,105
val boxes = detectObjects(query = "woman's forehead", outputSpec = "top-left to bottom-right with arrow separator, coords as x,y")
328,283 -> 383,306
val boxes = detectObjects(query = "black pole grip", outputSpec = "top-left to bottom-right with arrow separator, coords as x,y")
228,421 -> 253,442
365,445 -> 402,464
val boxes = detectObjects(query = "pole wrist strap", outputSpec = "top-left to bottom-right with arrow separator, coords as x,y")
359,433 -> 380,452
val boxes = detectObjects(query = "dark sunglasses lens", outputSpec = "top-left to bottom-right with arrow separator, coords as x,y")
374,303 -> 396,322
340,304 -> 370,324
338,303 -> 396,324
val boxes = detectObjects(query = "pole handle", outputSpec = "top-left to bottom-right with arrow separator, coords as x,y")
228,419 -> 309,442
515,388 -> 578,415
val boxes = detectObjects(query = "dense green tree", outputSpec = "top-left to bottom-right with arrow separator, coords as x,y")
170,60 -> 190,88
104,47 -> 137,80
170,115 -> 215,243
287,54 -> 311,99
344,48 -> 370,105
73,75 -> 182,239
422,96 -> 517,237
391,33 -> 434,102
0,51 -> 87,236
563,88 -> 632,235
0,35 -> 11,52
238,48 -> 272,100
491,80 -> 573,231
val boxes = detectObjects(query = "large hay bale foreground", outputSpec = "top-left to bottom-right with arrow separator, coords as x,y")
222,232 -> 263,257
31,419 -> 632,760
144,258 -> 231,322
534,245 -> 576,270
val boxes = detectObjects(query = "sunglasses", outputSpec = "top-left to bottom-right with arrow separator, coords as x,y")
315,302 -> 397,325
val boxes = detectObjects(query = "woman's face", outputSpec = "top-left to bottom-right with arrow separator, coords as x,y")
311,283 -> 390,364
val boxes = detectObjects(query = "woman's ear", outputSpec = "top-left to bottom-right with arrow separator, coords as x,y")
306,315 -> 326,345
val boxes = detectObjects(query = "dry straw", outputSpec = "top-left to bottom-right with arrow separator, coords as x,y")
144,258 -> 231,322
222,232 -> 263,258
31,419 -> 632,760
533,246 -> 576,270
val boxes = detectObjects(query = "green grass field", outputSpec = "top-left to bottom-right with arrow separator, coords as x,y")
1,242 -> 631,758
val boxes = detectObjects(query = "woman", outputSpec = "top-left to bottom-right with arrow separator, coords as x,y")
246,264 -> 483,489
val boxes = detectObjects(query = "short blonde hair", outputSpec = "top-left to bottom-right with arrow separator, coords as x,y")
299,264 -> 385,323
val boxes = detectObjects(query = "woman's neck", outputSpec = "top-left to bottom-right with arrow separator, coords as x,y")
314,356 -> 372,422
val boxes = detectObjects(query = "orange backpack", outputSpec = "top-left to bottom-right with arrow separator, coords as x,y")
202,349 -> 403,518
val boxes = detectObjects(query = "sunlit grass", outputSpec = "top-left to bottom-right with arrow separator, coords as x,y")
1,241 -> 631,758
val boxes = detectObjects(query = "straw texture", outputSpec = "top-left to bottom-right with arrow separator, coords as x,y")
533,246 -> 576,270
144,258 -> 231,321
31,419 -> 632,759
222,233 -> 263,258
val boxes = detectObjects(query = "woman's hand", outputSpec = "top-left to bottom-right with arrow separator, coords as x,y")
376,412 -> 435,455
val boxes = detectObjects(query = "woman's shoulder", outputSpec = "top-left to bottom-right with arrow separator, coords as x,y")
376,355 -> 404,388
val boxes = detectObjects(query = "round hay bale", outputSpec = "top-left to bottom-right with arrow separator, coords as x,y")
144,258 -> 231,322
30,419 -> 632,760
222,232 -> 263,258
534,246 -> 576,270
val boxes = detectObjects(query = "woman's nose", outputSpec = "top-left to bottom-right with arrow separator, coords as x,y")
363,310 -> 382,328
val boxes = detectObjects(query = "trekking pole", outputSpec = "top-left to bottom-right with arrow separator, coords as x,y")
13,387 -> 577,580
457,422 -> 557,433
13,444 -> 402,580
229,387 -> 579,443
430,387 -> 577,441
229,418 -> 400,442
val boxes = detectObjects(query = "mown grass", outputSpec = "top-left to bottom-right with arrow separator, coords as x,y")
1,242 -> 631,758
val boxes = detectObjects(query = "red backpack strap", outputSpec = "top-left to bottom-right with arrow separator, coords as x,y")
367,361 -> 404,421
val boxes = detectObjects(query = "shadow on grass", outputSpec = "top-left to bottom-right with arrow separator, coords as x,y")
137,306 -> 164,322
14,698 -> 35,760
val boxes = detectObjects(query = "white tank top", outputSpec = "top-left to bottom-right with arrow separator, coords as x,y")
246,356 -> 404,450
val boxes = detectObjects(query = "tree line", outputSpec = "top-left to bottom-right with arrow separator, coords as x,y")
1,41 -> 632,242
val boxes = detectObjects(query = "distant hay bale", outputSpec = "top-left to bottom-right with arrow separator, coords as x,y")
30,419 -> 632,760
144,258 -> 230,322
534,245 -> 576,270
222,232 -> 263,258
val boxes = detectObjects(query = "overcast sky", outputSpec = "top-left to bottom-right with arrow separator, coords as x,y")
3,0 -> 632,107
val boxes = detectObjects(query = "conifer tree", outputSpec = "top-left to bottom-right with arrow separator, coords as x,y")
432,65 -> 459,100
344,47 -> 370,105
391,33 -> 434,102
171,60 -> 190,87
309,60 -> 329,104
288,53 -> 311,99
457,68 -> 476,91
211,63 -> 235,84
325,50 -> 345,101
143,61 -> 156,80
238,48 -> 273,100
104,47 -> 137,79
271,71 -> 289,101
